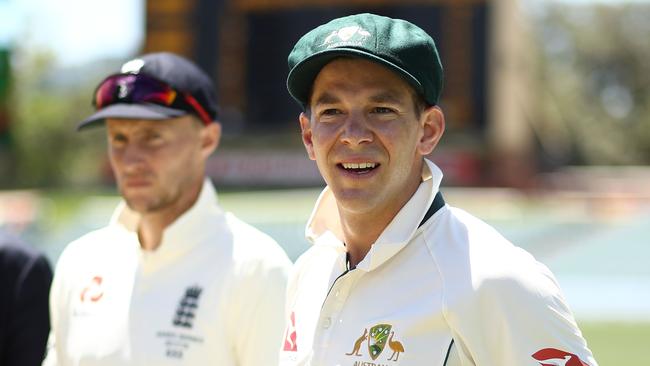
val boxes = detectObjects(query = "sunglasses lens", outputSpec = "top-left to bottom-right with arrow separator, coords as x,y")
93,74 -> 176,109
94,75 -> 122,109
91,73 -> 212,125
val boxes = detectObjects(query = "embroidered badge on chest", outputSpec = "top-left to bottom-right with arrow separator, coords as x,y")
345,323 -> 405,364
173,285 -> 203,328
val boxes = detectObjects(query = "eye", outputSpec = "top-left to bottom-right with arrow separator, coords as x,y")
145,132 -> 164,145
147,132 -> 162,140
316,108 -> 344,122
109,133 -> 127,147
321,108 -> 342,116
371,107 -> 396,114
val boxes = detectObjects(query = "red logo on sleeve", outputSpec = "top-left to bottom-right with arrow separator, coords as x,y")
80,276 -> 104,303
283,312 -> 298,352
533,348 -> 589,366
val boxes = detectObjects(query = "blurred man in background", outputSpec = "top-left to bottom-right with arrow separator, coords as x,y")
44,52 -> 291,365
280,13 -> 597,366
0,228 -> 52,366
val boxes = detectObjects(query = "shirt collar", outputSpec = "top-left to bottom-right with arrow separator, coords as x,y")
305,159 -> 444,272
110,178 -> 223,256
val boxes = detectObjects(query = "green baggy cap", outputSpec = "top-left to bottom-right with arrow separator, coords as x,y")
287,13 -> 444,107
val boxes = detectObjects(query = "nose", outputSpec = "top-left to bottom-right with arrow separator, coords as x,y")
115,143 -> 146,173
340,113 -> 373,146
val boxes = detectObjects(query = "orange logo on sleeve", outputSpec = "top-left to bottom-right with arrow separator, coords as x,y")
80,276 -> 104,303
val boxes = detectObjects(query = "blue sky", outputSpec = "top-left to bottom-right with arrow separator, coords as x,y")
1,0 -> 144,66
0,0 -> 647,67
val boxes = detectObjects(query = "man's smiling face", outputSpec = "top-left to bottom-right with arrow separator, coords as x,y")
300,57 -> 443,217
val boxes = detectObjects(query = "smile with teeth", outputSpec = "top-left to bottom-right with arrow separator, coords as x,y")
342,162 -> 376,169
339,162 -> 379,174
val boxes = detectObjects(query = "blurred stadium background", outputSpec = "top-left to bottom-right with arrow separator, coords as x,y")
1,0 -> 649,364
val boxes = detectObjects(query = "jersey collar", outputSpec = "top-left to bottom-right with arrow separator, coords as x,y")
306,159 -> 444,272
110,179 -> 224,261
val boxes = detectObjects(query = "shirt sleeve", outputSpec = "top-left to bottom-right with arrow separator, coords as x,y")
444,260 -> 598,366
228,255 -> 291,366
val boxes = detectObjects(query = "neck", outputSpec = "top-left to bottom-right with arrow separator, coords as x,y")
137,180 -> 203,251
339,198 -> 410,268
340,174 -> 422,268
340,213 -> 386,268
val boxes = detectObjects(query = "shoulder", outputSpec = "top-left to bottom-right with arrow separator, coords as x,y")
61,225 -> 116,254
0,235 -> 38,264
54,225 -> 122,272
0,231 -> 51,272
293,231 -> 341,273
287,232 -> 342,294
420,207 -> 594,364
424,206 -> 561,305
0,232 -> 52,299
224,212 -> 292,275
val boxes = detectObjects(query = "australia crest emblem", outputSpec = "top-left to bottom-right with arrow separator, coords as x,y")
368,323 -> 392,360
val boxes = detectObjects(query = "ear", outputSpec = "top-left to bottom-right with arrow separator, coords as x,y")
417,106 -> 445,156
200,122 -> 221,159
299,112 -> 316,161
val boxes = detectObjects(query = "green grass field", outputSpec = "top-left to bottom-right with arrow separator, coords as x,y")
580,321 -> 650,366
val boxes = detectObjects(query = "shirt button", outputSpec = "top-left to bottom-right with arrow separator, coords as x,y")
323,317 -> 332,329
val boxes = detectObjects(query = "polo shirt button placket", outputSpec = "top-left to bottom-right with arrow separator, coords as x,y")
322,317 -> 332,329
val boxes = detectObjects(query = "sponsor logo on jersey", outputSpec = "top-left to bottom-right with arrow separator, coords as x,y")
172,285 -> 203,328
283,311 -> 298,352
533,348 -> 589,366
345,323 -> 405,363
80,275 -> 104,303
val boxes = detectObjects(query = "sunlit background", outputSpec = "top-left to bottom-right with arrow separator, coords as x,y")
1,0 -> 649,364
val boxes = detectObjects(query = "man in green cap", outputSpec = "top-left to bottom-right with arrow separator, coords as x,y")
280,13 -> 597,366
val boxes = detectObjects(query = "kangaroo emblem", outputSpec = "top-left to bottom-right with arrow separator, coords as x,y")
345,328 -> 368,356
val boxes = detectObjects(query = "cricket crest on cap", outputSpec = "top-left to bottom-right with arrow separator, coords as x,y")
287,13 -> 444,108
322,25 -> 372,49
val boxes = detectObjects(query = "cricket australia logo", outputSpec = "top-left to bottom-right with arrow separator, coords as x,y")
322,25 -> 371,49
172,285 -> 203,328
345,323 -> 405,363
368,324 -> 391,360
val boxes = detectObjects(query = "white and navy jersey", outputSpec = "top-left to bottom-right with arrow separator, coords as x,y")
280,160 -> 597,366
45,180 -> 292,366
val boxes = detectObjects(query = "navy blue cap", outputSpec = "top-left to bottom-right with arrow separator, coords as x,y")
77,52 -> 218,130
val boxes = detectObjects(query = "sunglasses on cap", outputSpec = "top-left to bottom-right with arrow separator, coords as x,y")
92,73 -> 213,125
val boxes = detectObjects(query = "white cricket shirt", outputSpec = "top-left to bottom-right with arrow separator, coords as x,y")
280,160 -> 597,366
44,179 -> 292,366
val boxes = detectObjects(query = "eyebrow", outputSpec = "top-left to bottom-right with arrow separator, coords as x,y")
369,91 -> 404,104
312,90 -> 405,107
312,92 -> 340,106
